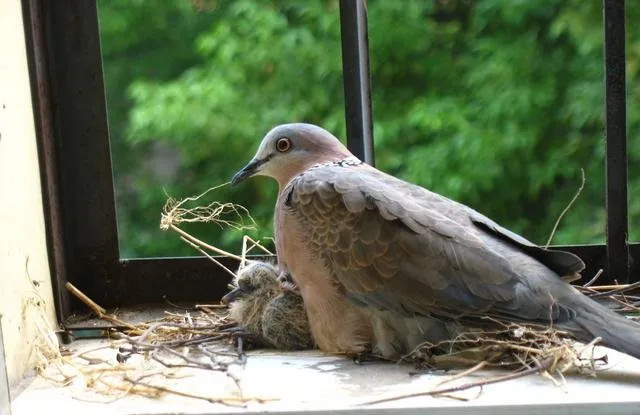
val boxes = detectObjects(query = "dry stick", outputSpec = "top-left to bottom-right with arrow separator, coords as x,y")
51,305 -> 247,404
169,223 -> 245,261
574,337 -> 603,375
65,282 -> 106,314
609,296 -> 640,312
589,280 -> 640,298
199,345 -> 244,390
122,322 -> 232,349
239,236 -> 275,271
180,236 -> 237,279
150,350 -> 217,372
240,236 -> 266,270
583,269 -> 604,288
243,235 -> 274,256
121,375 -> 270,407
434,361 -> 488,389
116,329 -> 225,350
425,354 -> 493,369
196,304 -> 228,310
240,236 -> 249,269
162,345 -> 236,370
65,282 -> 138,330
362,357 -> 555,406
135,322 -> 195,344
540,366 -> 564,388
577,286 -> 599,296
148,345 -> 244,396
545,168 -> 586,248
586,284 -> 633,291
73,345 -> 118,365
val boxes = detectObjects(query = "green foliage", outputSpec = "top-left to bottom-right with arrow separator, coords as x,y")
97,0 -> 640,258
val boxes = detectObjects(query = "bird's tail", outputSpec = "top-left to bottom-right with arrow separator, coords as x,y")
562,294 -> 640,360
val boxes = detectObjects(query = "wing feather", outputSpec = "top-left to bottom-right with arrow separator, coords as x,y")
286,163 -> 579,323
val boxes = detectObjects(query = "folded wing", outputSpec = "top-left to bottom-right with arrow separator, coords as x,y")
286,163 -> 580,323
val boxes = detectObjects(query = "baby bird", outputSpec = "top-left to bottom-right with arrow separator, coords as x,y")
221,261 -> 315,350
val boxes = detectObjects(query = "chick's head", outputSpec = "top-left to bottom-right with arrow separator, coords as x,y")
221,261 -> 281,333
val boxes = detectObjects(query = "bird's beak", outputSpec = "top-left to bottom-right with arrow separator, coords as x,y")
221,287 -> 245,305
231,158 -> 266,186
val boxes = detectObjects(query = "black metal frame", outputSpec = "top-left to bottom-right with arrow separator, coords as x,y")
603,0 -> 630,283
339,0 -> 375,166
21,0 -> 637,322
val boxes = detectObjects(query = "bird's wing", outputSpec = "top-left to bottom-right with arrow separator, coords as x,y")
469,214 -> 585,276
286,163 -> 576,323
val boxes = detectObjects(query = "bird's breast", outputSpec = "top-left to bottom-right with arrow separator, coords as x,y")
275,200 -> 318,292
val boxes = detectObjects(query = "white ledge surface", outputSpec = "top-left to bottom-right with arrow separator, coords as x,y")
11,341 -> 640,415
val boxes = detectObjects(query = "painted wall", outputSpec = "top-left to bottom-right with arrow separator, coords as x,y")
0,0 -> 58,390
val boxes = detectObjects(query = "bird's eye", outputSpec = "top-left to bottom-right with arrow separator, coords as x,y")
276,137 -> 292,153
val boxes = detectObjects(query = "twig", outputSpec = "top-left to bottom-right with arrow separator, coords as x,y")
116,329 -> 226,350
121,374 -> 269,407
199,345 -> 244,389
65,282 -> 106,314
545,168 -> 585,248
585,284 -> 633,291
582,269 -> 604,288
574,337 -> 603,375
170,224 -> 245,262
589,280 -> 640,298
609,296 -> 640,312
196,304 -> 228,310
149,350 -> 212,371
433,361 -> 488,388
362,357 -> 555,405
65,282 -> 137,330
180,236 -> 237,278
242,235 -> 274,256
73,345 -> 117,365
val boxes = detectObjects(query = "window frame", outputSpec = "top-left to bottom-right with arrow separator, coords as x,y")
21,0 -> 638,322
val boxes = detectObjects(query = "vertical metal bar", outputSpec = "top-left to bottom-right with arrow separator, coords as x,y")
603,0 -> 629,283
339,0 -> 375,165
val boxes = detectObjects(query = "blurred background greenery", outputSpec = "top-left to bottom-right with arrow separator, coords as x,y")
97,0 -> 640,259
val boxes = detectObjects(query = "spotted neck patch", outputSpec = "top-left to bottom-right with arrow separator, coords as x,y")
309,156 -> 363,170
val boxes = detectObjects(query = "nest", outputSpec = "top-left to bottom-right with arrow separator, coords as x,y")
33,183 -> 639,405
38,285 -> 277,406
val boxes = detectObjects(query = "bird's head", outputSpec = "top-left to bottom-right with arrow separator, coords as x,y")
231,123 -> 353,187
221,261 -> 280,305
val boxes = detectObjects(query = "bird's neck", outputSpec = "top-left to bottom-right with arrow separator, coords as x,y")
275,152 -> 353,189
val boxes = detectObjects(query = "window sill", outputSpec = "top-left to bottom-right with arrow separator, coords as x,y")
11,338 -> 640,415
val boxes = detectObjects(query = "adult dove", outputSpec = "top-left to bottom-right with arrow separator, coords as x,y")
232,123 -> 640,360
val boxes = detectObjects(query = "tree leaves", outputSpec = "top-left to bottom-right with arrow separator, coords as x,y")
98,0 -> 640,257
